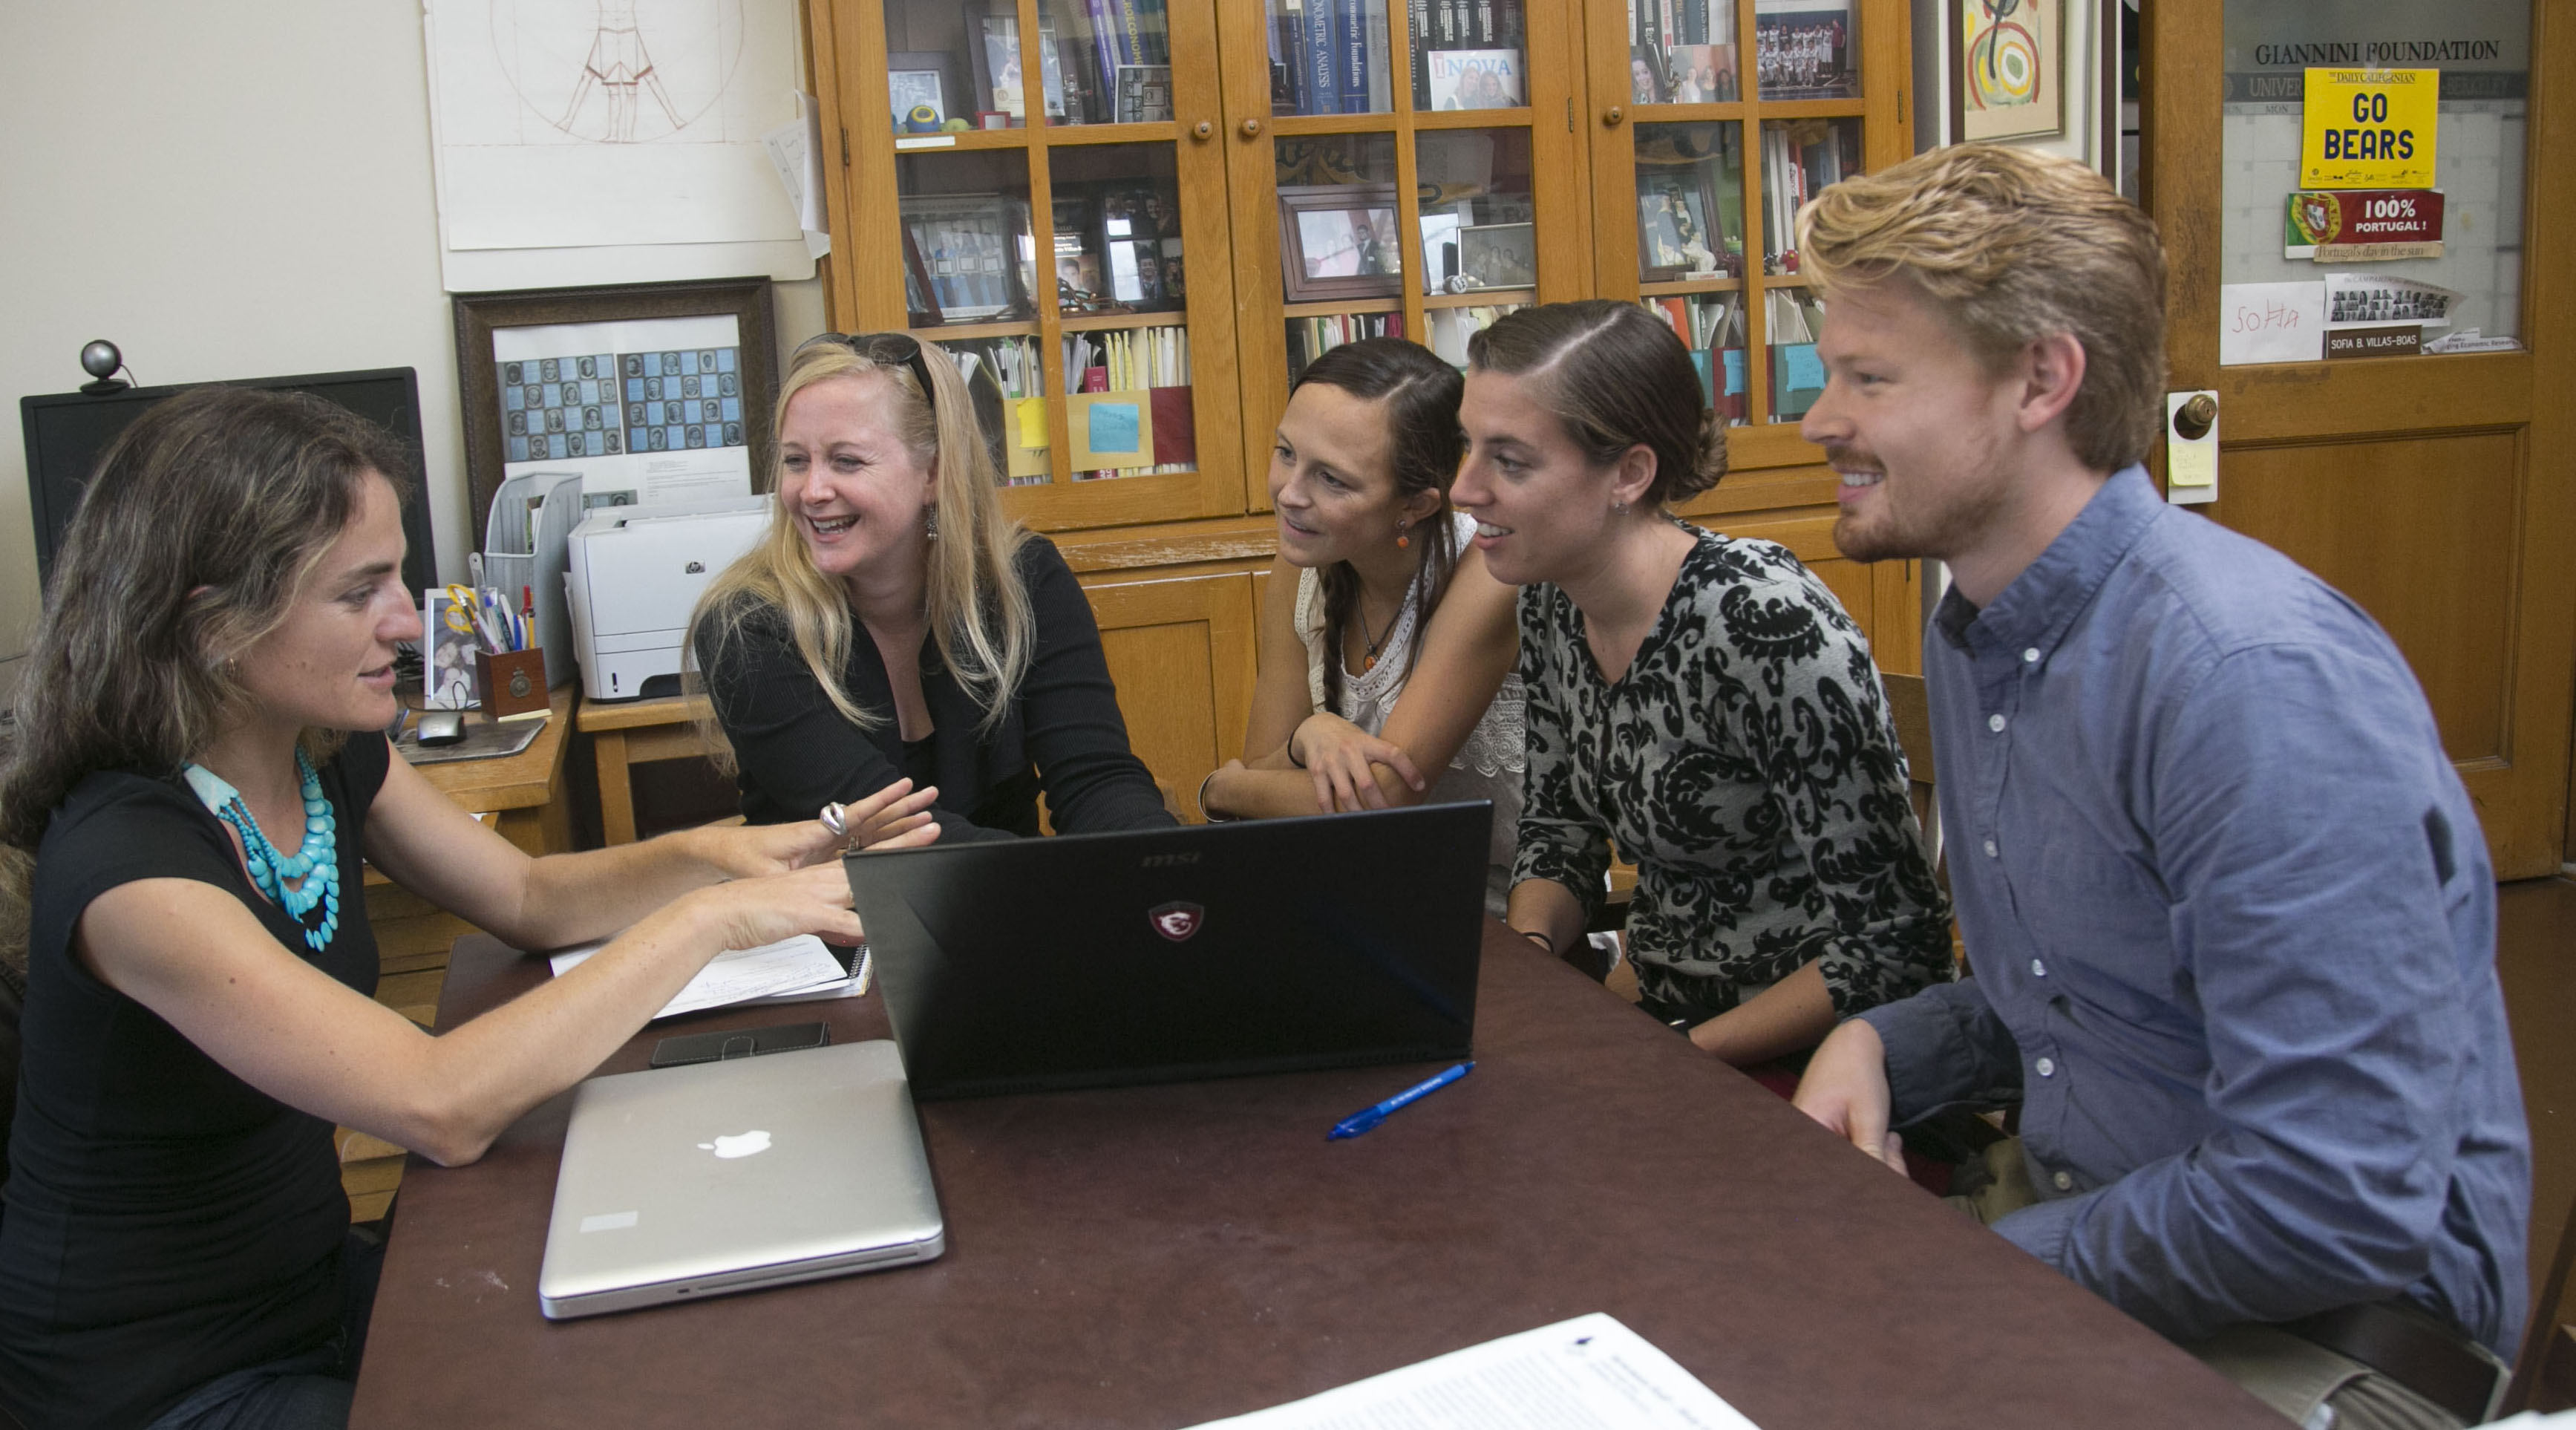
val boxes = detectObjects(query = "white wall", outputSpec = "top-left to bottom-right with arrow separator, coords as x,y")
0,3 -> 823,705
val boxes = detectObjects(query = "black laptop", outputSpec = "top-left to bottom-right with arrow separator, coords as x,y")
840,803 -> 1490,1100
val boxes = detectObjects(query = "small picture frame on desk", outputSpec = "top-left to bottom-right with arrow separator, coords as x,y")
423,589 -> 480,711
451,279 -> 778,550
1278,184 -> 1403,303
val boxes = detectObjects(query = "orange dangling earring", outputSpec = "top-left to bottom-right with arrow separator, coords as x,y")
1395,520 -> 1410,549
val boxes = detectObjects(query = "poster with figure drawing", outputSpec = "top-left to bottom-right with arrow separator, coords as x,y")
1958,0 -> 2062,140
426,0 -> 805,254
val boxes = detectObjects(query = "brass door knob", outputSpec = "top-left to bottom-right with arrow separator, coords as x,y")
1604,105 -> 1625,126
1192,120 -> 1214,140
1240,118 -> 1263,137
2173,392 -> 2217,440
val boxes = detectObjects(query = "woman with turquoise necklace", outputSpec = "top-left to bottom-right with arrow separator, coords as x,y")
0,388 -> 937,1430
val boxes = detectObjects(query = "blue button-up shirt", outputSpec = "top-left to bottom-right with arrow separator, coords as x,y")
1860,467 -> 2530,1356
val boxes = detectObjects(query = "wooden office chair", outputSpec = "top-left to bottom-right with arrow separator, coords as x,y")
1878,672 -> 1941,876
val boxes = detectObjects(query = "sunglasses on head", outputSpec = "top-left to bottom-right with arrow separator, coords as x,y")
799,331 -> 938,411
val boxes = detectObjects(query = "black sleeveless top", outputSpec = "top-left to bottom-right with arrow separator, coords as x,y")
0,734 -> 385,1429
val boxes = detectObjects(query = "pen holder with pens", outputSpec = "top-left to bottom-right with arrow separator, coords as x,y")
474,647 -> 551,719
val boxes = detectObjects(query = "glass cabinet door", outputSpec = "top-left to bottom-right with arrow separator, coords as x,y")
832,0 -> 1243,527
1220,0 -> 1581,505
1585,0 -> 1904,481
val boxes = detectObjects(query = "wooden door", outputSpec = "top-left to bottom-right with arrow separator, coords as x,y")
2142,1 -> 2574,877
1080,571 -> 1258,819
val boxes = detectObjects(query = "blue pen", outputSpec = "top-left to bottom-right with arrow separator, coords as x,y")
1328,1062 -> 1472,1140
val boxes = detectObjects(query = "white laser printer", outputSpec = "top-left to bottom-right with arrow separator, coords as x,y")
564,496 -> 772,701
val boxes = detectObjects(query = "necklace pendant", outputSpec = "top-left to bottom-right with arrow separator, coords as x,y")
1363,655 -> 1376,671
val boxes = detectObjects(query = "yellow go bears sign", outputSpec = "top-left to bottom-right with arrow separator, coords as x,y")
2301,68 -> 2439,189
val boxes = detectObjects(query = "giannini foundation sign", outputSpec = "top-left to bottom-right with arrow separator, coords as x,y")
2221,0 -> 2529,110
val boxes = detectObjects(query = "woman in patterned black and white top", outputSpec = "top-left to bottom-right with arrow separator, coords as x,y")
1201,339 -> 1523,914
1451,302 -> 1949,1068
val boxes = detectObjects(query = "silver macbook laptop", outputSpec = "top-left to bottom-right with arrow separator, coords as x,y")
538,1039 -> 944,1320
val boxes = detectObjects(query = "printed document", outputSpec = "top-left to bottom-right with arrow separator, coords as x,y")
549,933 -> 850,1020
1183,1313 -> 1760,1429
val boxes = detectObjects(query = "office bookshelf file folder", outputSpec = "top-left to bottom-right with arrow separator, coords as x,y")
482,470 -> 583,689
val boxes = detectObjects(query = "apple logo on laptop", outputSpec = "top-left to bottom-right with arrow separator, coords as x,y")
697,1130 -> 773,1159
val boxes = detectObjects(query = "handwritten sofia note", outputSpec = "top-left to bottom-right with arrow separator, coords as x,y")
2219,281 -> 2325,365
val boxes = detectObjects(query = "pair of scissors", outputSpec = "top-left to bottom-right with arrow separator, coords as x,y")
442,584 -> 484,636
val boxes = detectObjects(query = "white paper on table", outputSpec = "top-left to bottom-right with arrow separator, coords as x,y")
735,947 -> 872,1008
1181,1313 -> 1760,1430
2219,282 -> 2325,365
549,934 -> 849,1020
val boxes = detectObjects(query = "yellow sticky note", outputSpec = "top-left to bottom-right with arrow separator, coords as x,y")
1013,396 -> 1048,450
2168,440 -> 2216,489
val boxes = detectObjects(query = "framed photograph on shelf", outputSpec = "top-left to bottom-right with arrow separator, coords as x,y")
899,193 -> 1033,322
1114,65 -> 1174,123
1278,184 -> 1403,303
888,64 -> 947,131
1664,43 -> 1739,102
1753,1 -> 1857,98
1457,223 -> 1537,290
451,278 -> 777,547
1425,50 -> 1524,110
1635,170 -> 1725,281
972,13 -> 1068,123
1952,0 -> 2062,141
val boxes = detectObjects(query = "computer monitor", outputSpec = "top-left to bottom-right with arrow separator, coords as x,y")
19,367 -> 436,596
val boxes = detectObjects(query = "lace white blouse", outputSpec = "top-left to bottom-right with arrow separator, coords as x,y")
1293,511 -> 1525,916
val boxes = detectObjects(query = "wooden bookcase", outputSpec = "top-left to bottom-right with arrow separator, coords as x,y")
804,0 -> 1915,812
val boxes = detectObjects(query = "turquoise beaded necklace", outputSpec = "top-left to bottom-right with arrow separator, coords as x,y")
182,751 -> 340,953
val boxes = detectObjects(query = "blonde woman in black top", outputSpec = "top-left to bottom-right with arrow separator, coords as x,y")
691,335 -> 1174,840
0,388 -> 935,1428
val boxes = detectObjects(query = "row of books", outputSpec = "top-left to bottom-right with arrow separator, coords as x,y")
1638,291 -> 1824,422
962,10 -> 1168,128
1765,287 -> 1825,419
941,337 -> 1050,486
1065,327 -> 1196,477
1759,121 -> 1857,273
1643,294 -> 1748,424
1268,0 -> 1528,116
1284,311 -> 1406,383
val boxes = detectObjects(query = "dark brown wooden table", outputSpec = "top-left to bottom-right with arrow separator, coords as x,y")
352,926 -> 2279,1428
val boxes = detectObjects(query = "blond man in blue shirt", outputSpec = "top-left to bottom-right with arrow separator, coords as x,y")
1788,145 -> 2528,1430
